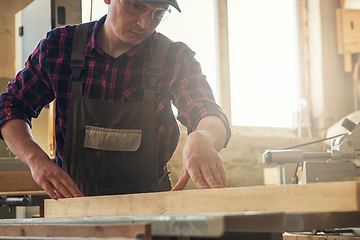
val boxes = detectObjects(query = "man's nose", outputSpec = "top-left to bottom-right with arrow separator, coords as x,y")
137,11 -> 152,29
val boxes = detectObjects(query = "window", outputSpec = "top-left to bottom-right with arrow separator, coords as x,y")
227,0 -> 299,128
82,0 -> 300,129
156,0 -> 219,101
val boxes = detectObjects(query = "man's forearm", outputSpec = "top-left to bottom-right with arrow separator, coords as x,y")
1,119 -> 49,167
193,116 -> 227,152
172,116 -> 227,190
1,119 -> 83,199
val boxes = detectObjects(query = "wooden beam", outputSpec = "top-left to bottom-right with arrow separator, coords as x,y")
284,234 -> 360,240
341,0 -> 346,8
336,8 -> 344,54
216,0 -> 232,124
49,101 -> 56,158
0,223 -> 151,239
0,0 -> 34,14
45,181 -> 360,218
0,190 -> 45,196
0,172 -> 43,192
344,52 -> 353,72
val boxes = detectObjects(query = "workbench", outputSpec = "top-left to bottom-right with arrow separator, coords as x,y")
284,234 -> 360,240
1,181 -> 360,239
0,158 -> 49,217
0,158 -> 43,192
0,211 -> 360,239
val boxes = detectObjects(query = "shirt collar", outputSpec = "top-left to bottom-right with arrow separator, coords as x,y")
84,16 -> 105,55
86,15 -> 158,61
131,32 -> 158,60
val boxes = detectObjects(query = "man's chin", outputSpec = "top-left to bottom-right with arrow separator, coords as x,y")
125,38 -> 147,46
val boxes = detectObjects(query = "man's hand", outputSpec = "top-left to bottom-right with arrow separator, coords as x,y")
29,157 -> 83,200
1,119 -> 83,199
172,116 -> 228,191
172,131 -> 226,190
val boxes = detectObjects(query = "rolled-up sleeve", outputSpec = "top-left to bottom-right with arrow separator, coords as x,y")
0,37 -> 55,134
168,42 -> 231,147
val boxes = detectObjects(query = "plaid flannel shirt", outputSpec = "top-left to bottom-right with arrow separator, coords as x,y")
0,15 -> 231,171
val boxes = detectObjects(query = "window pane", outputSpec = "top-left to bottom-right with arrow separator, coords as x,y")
157,0 -> 219,102
228,0 -> 299,128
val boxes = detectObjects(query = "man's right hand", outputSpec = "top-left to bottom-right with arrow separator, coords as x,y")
1,119 -> 83,200
29,157 -> 83,199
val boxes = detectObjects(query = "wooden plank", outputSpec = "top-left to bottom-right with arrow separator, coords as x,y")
341,0 -> 345,8
45,181 -> 360,218
49,101 -> 56,158
284,234 -> 360,240
0,223 -> 151,239
341,9 -> 360,54
0,190 -> 46,196
343,42 -> 360,54
216,0 -> 232,124
0,158 -> 30,172
300,0 -> 313,138
0,1 -> 34,14
0,172 -> 43,192
336,8 -> 344,54
344,52 -> 353,72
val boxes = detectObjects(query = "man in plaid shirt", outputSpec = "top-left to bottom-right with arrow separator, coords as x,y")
0,0 -> 231,198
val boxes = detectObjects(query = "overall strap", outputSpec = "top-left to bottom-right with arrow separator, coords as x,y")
70,23 -> 90,96
144,35 -> 173,101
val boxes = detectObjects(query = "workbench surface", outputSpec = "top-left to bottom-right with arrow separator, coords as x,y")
1,211 -> 360,238
45,181 -> 360,218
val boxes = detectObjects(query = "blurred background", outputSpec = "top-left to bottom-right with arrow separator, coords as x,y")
0,1 -> 359,219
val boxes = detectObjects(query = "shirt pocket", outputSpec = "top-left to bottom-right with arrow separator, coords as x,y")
83,126 -> 142,151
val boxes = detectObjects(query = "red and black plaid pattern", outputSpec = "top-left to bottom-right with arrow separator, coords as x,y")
0,15 -> 231,172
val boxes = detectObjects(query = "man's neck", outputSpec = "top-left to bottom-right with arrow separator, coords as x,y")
97,21 -> 133,58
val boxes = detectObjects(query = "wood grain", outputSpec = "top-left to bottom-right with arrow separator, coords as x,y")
216,0 -> 232,123
284,234 -> 360,240
0,190 -> 46,196
341,9 -> 360,54
45,181 -> 360,218
344,52 -> 353,72
336,8 -> 344,54
341,0 -> 345,8
49,101 -> 56,158
0,172 -> 43,192
0,223 -> 151,239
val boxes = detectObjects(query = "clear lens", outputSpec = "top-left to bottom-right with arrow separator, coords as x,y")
121,0 -> 171,23
153,8 -> 171,23
122,0 -> 148,15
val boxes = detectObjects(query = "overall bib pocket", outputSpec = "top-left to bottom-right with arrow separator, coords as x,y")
84,126 -> 142,152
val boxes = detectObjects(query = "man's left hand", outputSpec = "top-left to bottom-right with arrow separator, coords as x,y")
172,130 -> 226,190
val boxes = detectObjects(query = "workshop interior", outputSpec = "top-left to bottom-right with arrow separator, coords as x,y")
1,0 -> 360,239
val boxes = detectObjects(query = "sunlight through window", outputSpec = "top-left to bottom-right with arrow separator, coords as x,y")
228,0 -> 299,128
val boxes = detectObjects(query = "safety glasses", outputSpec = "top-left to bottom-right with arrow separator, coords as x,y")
120,0 -> 172,23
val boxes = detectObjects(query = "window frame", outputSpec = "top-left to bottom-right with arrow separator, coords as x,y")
216,0 -> 308,138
